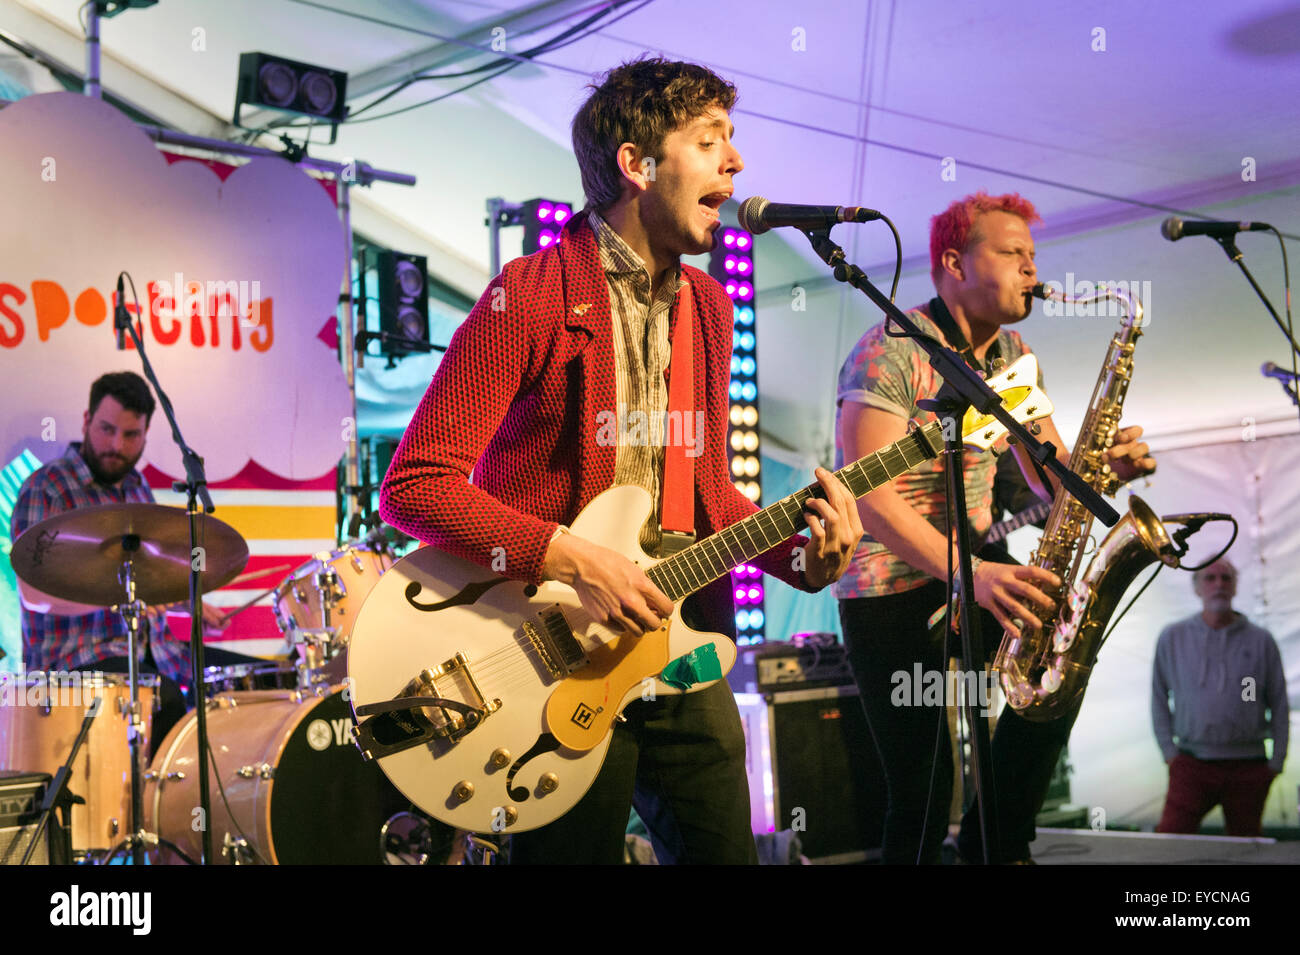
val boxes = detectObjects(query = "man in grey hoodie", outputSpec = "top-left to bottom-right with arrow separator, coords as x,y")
1152,558 -> 1289,836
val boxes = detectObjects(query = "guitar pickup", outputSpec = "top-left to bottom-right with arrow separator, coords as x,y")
351,654 -> 500,760
523,606 -> 589,680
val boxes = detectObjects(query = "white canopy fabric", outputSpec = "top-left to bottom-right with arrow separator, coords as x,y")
3,0 -> 1295,826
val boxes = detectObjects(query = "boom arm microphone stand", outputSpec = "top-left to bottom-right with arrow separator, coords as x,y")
1208,231 -> 1300,430
114,271 -> 217,864
801,229 -> 1118,864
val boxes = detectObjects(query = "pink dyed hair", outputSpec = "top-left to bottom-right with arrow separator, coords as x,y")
929,191 -> 1041,282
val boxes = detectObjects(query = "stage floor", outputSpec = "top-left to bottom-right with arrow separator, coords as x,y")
1028,828 -> 1300,865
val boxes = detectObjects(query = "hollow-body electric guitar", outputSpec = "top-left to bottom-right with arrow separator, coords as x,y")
346,355 -> 1052,833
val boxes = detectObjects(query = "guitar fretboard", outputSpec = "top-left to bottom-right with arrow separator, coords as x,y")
648,421 -> 944,601
984,500 -> 1052,544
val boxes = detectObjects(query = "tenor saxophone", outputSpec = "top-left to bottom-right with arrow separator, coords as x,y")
993,282 -> 1180,722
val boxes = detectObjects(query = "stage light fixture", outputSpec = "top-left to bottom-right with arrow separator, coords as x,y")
710,225 -> 765,642
235,52 -> 349,143
522,198 -> 574,254
361,248 -> 429,363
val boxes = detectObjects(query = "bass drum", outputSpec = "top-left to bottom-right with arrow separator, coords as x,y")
146,687 -> 411,864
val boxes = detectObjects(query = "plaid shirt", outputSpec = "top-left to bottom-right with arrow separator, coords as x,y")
10,443 -> 189,682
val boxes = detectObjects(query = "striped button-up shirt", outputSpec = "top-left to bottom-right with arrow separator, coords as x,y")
588,211 -> 682,554
10,443 -> 189,682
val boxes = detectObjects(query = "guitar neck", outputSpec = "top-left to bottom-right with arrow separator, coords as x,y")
984,500 -> 1052,544
648,421 -> 944,602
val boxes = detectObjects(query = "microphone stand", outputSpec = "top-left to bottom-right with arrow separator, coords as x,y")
801,229 -> 1119,864
1267,374 -> 1299,410
1211,235 -> 1300,429
114,273 -> 217,865
353,329 -> 446,369
19,697 -> 97,865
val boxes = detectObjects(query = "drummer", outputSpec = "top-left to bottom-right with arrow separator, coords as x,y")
10,371 -> 254,746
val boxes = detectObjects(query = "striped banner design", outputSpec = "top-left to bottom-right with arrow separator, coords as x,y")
145,462 -> 338,659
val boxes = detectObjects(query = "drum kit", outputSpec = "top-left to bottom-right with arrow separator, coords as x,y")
4,502 -> 452,865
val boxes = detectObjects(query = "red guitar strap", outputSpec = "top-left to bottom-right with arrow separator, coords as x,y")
660,281 -> 695,547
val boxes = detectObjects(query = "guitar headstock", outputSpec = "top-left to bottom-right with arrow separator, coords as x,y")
960,353 -> 1054,451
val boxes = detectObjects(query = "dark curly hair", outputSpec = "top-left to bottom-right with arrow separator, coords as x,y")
571,56 -> 737,212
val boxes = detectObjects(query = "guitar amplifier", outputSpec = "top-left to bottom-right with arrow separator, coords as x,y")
0,770 -> 69,865
737,686 -> 884,864
748,634 -> 854,691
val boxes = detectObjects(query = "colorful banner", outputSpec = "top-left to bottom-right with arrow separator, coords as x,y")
0,92 -> 351,662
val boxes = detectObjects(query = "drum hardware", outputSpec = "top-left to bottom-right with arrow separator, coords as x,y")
272,542 -> 394,687
463,833 -> 503,866
9,502 -> 250,864
146,687 -> 411,864
380,811 -> 466,866
144,770 -> 186,783
222,834 -> 254,866
107,548 -> 152,866
1,672 -> 157,854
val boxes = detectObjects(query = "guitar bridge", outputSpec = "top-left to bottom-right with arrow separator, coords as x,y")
351,653 -> 500,760
523,606 -> 589,680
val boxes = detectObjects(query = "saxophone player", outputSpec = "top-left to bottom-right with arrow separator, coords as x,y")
834,191 -> 1157,864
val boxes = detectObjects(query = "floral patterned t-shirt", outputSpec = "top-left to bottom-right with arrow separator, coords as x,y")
832,301 -> 1037,599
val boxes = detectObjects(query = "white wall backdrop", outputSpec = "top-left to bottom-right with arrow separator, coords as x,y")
1000,432 -> 1300,829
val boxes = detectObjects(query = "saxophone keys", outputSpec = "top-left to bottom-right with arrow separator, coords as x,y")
1041,667 -> 1064,693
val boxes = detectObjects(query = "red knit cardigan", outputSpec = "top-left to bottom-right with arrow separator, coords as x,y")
379,211 -> 814,634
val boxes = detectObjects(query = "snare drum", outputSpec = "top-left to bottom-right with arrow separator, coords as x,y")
272,544 -> 393,646
0,671 -> 157,851
146,686 -> 410,864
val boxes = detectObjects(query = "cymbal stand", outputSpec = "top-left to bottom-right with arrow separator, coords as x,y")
110,539 -> 155,866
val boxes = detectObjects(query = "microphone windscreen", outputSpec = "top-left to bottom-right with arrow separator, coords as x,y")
738,196 -> 769,235
1160,216 -> 1184,241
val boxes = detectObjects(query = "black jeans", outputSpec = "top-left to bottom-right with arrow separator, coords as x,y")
839,583 -> 1079,864
508,680 -> 758,865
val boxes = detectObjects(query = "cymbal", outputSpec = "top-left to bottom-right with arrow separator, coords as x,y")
11,503 -> 249,607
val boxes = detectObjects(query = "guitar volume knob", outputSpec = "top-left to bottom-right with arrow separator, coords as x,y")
453,780 -> 475,802
489,748 -> 510,769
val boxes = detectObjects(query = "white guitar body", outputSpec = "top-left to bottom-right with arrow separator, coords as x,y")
346,352 -> 1054,835
347,484 -> 732,834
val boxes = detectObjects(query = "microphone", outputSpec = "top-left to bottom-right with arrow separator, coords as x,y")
115,273 -> 127,351
1262,361 -> 1300,382
738,196 -> 882,235
1160,216 -> 1271,242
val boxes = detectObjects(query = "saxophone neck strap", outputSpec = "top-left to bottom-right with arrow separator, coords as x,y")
928,296 -> 1003,374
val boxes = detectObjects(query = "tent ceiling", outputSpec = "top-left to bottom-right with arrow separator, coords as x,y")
16,0 -> 1299,276
8,0 -> 1300,445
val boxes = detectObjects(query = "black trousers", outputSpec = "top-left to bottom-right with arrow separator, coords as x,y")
839,582 -> 1079,864
508,680 -> 758,865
